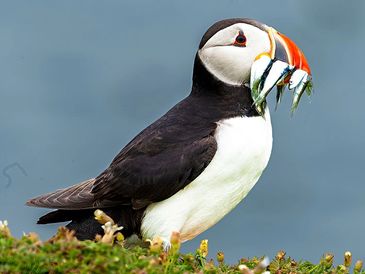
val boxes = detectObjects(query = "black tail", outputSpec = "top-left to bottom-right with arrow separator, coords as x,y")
38,206 -> 146,241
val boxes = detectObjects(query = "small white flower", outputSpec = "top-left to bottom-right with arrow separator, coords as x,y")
238,264 -> 252,274
101,221 -> 123,235
0,220 -> 8,228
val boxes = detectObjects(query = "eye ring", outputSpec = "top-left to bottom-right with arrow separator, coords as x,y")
234,32 -> 247,47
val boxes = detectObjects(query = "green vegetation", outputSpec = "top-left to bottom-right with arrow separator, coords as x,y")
0,219 -> 364,274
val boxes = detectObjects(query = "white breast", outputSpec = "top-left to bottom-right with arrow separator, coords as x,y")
141,109 -> 273,242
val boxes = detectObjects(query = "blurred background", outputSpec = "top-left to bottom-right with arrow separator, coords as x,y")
1,0 -> 364,264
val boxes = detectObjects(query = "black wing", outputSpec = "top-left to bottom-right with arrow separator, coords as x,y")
92,98 -> 218,209
27,96 -> 218,210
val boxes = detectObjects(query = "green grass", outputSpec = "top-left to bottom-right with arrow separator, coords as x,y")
0,220 -> 364,274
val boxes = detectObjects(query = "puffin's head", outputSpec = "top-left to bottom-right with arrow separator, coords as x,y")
198,18 -> 312,114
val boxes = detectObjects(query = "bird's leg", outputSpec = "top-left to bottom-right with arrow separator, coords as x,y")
148,236 -> 172,252
147,231 -> 182,253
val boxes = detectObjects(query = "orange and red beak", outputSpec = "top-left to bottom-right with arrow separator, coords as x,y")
268,27 -> 311,76
250,26 -> 313,115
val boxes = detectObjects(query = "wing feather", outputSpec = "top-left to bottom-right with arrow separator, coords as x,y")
26,179 -> 96,209
27,96 -> 219,211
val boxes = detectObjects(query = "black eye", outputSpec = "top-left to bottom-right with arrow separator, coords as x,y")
234,32 -> 247,47
236,35 -> 246,43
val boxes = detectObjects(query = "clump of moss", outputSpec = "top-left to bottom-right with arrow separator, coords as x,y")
0,218 -> 364,274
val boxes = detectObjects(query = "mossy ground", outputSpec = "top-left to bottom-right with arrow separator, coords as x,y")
0,222 -> 363,274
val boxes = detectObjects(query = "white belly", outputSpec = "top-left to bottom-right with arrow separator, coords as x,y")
141,110 -> 273,242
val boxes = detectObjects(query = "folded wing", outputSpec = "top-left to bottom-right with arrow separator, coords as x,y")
27,97 -> 218,211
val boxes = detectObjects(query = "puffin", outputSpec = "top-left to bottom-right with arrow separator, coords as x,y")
27,18 -> 312,248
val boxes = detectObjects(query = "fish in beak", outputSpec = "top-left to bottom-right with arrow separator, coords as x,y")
250,26 -> 313,115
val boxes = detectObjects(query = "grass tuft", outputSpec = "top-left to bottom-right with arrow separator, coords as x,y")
0,219 -> 364,273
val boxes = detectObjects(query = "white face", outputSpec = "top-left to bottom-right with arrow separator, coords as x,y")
198,23 -> 270,86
